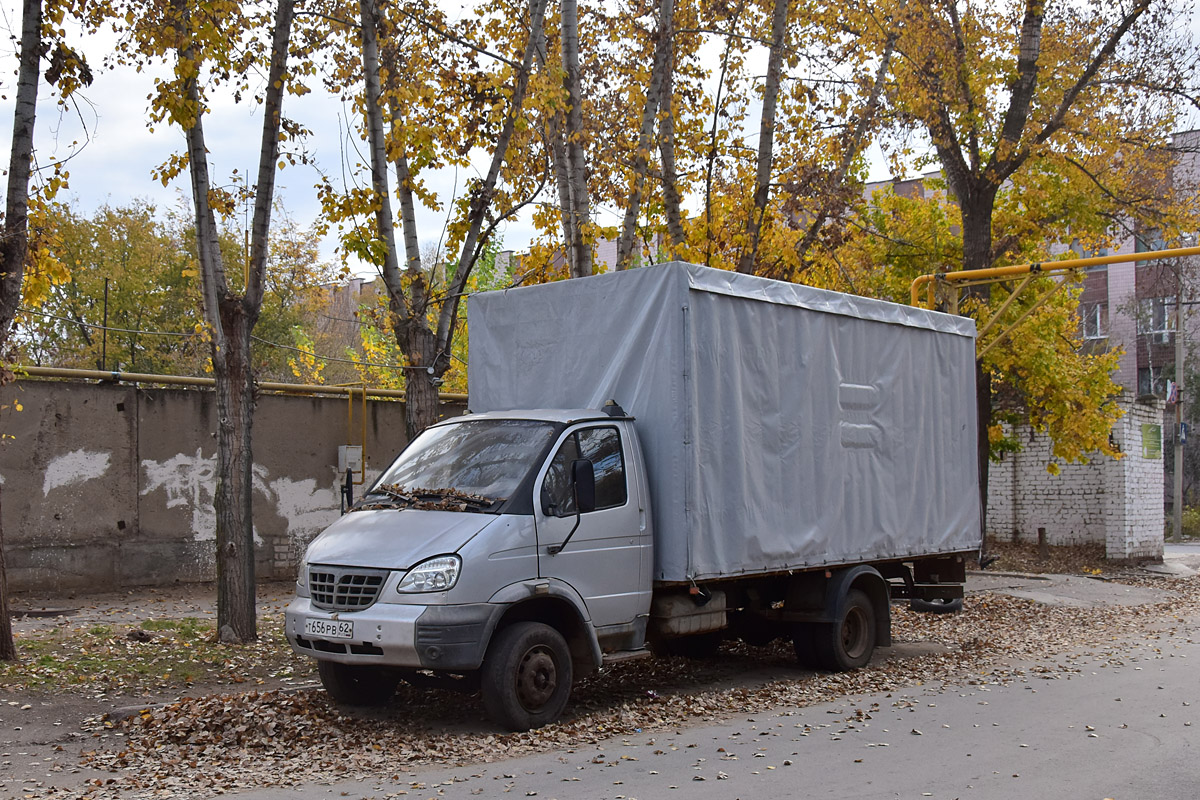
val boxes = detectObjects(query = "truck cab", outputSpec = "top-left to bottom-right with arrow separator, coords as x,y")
285,405 -> 654,730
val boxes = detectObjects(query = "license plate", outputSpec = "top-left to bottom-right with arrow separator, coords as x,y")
304,617 -> 354,640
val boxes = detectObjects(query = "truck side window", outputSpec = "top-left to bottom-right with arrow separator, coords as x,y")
542,436 -> 581,516
577,427 -> 627,509
541,426 -> 627,516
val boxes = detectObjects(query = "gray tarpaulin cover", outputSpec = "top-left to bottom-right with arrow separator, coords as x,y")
469,262 -> 981,583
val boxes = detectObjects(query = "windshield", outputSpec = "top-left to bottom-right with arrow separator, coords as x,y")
366,419 -> 558,508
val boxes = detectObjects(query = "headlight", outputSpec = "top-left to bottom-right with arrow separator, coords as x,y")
295,565 -> 310,597
397,555 -> 461,593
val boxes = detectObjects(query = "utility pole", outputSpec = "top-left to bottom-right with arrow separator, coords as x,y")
1173,264 -> 1184,543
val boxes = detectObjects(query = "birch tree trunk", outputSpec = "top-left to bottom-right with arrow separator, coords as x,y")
735,0 -> 788,275
178,0 -> 296,643
615,0 -> 675,271
530,7 -> 578,277
361,0 -> 548,436
657,25 -> 684,256
0,0 -> 43,662
560,0 -> 591,277
0,0 -> 41,345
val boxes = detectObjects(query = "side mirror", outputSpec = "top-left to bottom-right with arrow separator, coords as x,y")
549,460 -> 596,555
571,459 -> 596,514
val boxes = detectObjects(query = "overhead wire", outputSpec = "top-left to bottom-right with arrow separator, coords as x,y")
17,305 -> 417,372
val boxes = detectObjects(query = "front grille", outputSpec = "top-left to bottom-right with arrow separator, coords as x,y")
309,566 -> 388,611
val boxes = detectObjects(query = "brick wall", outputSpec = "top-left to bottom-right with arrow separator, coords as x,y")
986,394 -> 1164,560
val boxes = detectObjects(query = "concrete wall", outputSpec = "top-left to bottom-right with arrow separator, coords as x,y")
2,378 -> 1165,591
0,379 -> 466,593
986,394 -> 1165,560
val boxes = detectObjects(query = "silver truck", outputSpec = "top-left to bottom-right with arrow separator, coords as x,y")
286,263 -> 981,730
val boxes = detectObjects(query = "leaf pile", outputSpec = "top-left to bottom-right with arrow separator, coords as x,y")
975,538 -> 1113,575
355,484 -> 500,512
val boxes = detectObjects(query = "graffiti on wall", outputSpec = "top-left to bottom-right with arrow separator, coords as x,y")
44,449 -> 111,496
140,449 -> 261,543
139,449 -> 357,547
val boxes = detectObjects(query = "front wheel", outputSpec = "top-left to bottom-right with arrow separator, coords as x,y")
317,661 -> 400,706
482,622 -> 573,731
812,588 -> 876,671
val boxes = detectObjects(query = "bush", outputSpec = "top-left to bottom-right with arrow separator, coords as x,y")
1181,507 -> 1200,539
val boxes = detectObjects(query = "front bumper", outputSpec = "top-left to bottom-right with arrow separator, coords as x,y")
285,597 -> 503,671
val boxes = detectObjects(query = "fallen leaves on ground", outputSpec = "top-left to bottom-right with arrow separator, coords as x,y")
975,538 -> 1111,575
5,571 -> 1187,799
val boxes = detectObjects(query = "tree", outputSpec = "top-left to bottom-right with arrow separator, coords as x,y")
21,202 -> 206,373
812,184 -> 1124,470
314,0 -> 548,437
19,202 -> 339,381
106,0 -> 302,642
0,0 -> 91,661
734,0 -> 788,275
555,0 -> 593,277
338,241 -> 506,394
580,0 -> 902,278
614,0 -> 675,271
867,0 -> 1200,514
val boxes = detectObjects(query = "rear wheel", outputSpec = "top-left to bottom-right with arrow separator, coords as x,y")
812,589 -> 876,671
482,622 -> 573,731
317,661 -> 400,706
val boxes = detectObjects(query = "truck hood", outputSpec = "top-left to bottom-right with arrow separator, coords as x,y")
304,509 -> 495,570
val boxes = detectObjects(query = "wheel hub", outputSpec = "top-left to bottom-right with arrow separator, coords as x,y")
515,646 -> 557,708
842,606 -> 869,659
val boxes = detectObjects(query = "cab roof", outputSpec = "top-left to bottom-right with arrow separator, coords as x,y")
438,407 -> 632,426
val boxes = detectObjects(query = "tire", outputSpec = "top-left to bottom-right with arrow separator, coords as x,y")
317,661 -> 400,706
812,588 -> 877,671
909,596 -> 964,614
481,622 -> 573,731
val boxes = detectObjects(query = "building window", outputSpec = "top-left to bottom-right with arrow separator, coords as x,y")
1135,229 -> 1165,253
1080,303 -> 1107,339
1138,297 -> 1176,343
1138,366 -> 1173,397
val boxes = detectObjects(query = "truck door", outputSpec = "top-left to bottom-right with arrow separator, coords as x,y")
534,424 -> 645,627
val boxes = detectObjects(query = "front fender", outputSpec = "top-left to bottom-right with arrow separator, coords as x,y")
488,579 -> 603,673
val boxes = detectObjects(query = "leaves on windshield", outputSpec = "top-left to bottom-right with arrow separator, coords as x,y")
352,484 -> 503,513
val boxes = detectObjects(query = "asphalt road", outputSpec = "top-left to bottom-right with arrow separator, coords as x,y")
227,612 -> 1200,800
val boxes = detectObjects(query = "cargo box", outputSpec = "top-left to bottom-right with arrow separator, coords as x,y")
469,262 -> 981,583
